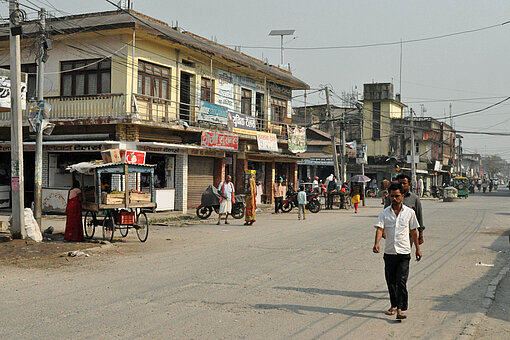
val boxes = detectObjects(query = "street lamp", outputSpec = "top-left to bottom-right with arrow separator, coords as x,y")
268,29 -> 295,66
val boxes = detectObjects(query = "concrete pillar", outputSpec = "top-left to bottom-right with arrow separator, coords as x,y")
289,162 -> 298,190
175,153 -> 188,213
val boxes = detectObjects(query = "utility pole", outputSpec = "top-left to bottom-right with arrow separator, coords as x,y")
34,8 -> 46,229
341,109 -> 346,184
356,102 -> 366,206
325,86 -> 340,182
9,0 -> 26,239
410,108 -> 417,193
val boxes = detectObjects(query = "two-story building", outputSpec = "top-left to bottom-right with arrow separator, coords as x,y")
0,9 -> 308,212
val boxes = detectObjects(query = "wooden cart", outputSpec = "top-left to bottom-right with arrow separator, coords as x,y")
69,162 -> 157,242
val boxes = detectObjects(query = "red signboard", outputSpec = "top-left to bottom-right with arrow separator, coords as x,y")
201,131 -> 239,150
122,150 -> 146,165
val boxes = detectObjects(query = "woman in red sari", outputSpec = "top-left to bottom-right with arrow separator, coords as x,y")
244,174 -> 257,225
64,180 -> 83,242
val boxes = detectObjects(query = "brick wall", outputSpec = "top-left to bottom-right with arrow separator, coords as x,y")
175,153 -> 188,213
42,150 -> 49,187
116,124 -> 139,142
265,161 -> 275,203
213,158 -> 225,188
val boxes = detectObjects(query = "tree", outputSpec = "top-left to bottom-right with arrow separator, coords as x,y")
484,154 -> 505,177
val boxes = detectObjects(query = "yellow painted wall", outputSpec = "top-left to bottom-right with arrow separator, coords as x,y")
362,100 -> 403,157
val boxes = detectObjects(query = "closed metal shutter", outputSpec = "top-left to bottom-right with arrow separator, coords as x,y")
187,156 -> 214,208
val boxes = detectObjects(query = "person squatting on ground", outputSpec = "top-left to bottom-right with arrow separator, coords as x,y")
273,177 -> 285,213
373,182 -> 423,320
244,174 -> 256,226
384,174 -> 425,245
217,175 -> 235,225
297,185 -> 307,220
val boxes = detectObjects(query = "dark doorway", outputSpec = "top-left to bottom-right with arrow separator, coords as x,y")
179,71 -> 192,121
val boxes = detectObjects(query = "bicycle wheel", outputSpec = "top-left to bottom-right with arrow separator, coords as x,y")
102,212 -> 115,242
136,212 -> 149,242
83,211 -> 96,239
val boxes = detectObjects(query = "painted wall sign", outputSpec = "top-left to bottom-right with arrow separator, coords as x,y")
136,145 -> 185,154
287,126 -> 307,153
256,132 -> 279,152
188,149 -> 225,158
201,131 -> 239,151
216,70 -> 235,110
198,101 -> 229,125
228,112 -> 257,135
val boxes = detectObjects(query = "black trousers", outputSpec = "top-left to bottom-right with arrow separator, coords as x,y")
384,253 -> 410,311
327,193 -> 334,209
274,196 -> 283,213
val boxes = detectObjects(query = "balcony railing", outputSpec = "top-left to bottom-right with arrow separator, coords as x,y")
0,93 -> 293,139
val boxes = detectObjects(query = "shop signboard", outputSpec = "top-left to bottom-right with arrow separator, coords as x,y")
201,131 -> 239,151
0,70 -> 27,110
356,144 -> 368,164
256,132 -> 278,152
123,150 -> 146,165
287,126 -> 307,153
198,101 -> 229,126
228,112 -> 257,135
216,69 -> 235,110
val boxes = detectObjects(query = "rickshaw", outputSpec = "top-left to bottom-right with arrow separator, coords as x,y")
453,176 -> 469,199
68,161 -> 157,242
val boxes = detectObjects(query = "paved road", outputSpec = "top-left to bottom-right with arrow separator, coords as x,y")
1,194 -> 509,339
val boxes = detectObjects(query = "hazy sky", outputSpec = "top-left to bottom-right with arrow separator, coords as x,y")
3,1 -> 510,159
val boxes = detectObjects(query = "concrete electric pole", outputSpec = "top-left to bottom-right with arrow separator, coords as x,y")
341,109 -> 346,184
325,86 -> 340,182
9,0 -> 26,239
356,102 -> 365,206
410,108 -> 417,192
34,8 -> 46,229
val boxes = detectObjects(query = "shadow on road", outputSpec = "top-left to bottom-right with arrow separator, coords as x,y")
429,229 -> 510,323
253,303 -> 395,322
273,286 -> 386,300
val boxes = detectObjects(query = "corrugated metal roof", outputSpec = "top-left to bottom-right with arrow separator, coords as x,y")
0,10 -> 308,90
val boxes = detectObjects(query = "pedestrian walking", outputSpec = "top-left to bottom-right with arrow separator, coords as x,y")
297,185 -> 307,220
273,177 -> 285,213
64,180 -> 83,242
417,177 -> 424,198
244,174 -> 256,226
373,182 -> 423,320
385,174 -> 425,244
351,184 -> 361,213
381,178 -> 390,205
217,175 -> 235,225
256,180 -> 263,205
326,175 -> 338,209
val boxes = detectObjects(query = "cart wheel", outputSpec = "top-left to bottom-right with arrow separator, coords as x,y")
119,225 -> 129,237
136,212 -> 149,242
83,211 -> 96,239
102,213 -> 115,242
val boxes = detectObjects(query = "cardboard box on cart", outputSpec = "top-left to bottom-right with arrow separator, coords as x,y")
101,149 -> 122,163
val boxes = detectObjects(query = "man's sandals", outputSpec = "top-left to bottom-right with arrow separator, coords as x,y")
385,307 -> 397,315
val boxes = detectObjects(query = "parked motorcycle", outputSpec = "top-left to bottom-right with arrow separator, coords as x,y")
281,189 -> 321,213
196,185 -> 245,219
431,185 -> 444,198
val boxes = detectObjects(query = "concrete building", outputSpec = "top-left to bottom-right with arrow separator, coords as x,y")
0,9 -> 308,213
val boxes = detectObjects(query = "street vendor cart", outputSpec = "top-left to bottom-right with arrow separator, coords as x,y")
68,162 -> 156,242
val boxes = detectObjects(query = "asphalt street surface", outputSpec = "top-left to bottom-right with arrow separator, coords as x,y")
1,192 -> 509,339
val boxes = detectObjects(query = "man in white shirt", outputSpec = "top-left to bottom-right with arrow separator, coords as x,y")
217,175 -> 235,225
373,182 -> 422,320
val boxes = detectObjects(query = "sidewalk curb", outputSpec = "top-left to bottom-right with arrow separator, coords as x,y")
456,259 -> 510,339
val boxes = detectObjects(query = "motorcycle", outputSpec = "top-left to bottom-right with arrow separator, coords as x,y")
431,185 -> 444,198
196,185 -> 245,219
281,188 -> 321,213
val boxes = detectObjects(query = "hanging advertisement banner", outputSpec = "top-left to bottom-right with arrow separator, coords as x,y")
0,71 -> 27,110
356,144 -> 368,164
201,131 -> 239,151
287,126 -> 307,153
216,69 -> 235,110
346,140 -> 357,158
256,132 -> 278,152
198,101 -> 229,126
228,111 -> 257,135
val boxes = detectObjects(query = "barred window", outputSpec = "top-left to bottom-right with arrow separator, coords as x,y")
137,60 -> 170,100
